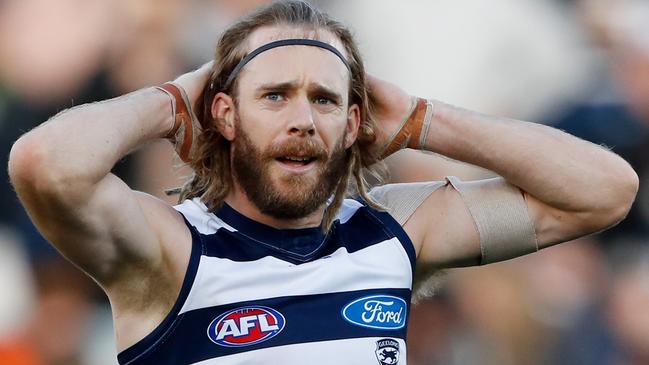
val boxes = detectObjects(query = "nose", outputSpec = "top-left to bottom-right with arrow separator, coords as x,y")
287,97 -> 315,137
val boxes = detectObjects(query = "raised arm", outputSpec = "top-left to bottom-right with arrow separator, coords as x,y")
384,149 -> 495,183
369,76 -> 639,268
8,64 -> 210,289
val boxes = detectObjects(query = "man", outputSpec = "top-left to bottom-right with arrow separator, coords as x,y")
8,1 -> 638,364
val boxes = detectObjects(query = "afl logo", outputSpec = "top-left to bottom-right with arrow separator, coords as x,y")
207,306 -> 286,347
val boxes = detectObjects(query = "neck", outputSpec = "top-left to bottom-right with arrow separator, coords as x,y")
224,183 -> 325,230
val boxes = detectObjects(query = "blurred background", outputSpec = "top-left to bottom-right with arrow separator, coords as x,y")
0,0 -> 648,364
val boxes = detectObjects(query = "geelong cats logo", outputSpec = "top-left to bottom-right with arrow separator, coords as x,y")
207,306 -> 285,347
375,338 -> 400,365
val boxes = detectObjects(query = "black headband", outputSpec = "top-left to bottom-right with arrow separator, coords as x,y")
222,38 -> 351,90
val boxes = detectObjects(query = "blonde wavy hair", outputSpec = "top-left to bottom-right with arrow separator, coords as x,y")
179,1 -> 384,230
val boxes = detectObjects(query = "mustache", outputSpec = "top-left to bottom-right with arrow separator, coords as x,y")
264,138 -> 328,160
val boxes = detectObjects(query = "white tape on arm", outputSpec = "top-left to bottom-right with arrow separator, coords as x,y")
445,176 -> 538,264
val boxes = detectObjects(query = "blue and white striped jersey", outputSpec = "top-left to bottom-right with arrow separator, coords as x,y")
117,197 -> 416,365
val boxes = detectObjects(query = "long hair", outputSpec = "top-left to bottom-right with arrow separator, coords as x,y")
179,1 -> 384,230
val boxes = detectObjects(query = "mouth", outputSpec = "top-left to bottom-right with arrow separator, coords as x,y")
275,155 -> 318,173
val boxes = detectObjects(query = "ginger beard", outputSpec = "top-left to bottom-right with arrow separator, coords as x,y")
231,116 -> 349,220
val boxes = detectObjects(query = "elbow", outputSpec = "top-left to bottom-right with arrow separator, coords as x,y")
9,134 -> 47,192
611,164 -> 639,223
592,163 -> 639,231
9,133 -> 72,199
10,132 -> 96,208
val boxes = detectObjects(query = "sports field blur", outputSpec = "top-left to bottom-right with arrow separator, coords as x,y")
0,1 -> 648,364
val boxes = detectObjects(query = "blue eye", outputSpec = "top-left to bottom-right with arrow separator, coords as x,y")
265,93 -> 283,101
314,97 -> 333,105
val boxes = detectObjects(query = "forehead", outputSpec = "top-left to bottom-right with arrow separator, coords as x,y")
235,25 -> 350,92
245,25 -> 347,58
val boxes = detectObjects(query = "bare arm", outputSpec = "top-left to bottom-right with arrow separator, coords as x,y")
369,76 -> 639,268
8,89 -> 173,281
423,101 -> 637,244
384,149 -> 495,183
7,64 -> 211,285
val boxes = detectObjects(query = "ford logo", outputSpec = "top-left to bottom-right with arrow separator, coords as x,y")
342,295 -> 407,330
207,306 -> 285,347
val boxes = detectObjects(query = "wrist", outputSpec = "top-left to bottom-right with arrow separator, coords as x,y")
153,82 -> 200,162
150,86 -> 178,139
380,97 -> 434,159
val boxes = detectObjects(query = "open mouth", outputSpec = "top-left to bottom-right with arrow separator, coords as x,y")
274,155 -> 320,173
276,156 -> 316,167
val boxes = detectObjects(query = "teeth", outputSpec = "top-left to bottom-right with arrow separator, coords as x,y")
284,156 -> 309,162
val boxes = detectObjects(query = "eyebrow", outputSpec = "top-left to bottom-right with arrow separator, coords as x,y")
257,81 -> 296,93
310,84 -> 343,104
256,81 -> 344,103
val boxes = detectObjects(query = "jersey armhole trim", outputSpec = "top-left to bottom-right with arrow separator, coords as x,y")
117,215 -> 203,365
365,207 -> 417,283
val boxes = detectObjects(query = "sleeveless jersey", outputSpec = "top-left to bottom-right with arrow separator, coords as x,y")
117,197 -> 416,365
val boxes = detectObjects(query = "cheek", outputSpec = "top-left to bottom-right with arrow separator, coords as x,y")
236,110 -> 276,146
335,126 -> 353,152
314,113 -> 348,140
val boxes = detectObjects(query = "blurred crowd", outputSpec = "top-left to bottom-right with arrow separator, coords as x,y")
0,0 -> 647,364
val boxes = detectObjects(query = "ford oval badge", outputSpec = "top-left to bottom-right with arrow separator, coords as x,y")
342,295 -> 406,330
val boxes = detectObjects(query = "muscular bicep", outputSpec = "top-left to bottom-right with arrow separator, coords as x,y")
405,177 -> 538,269
369,180 -> 481,268
14,171 -> 173,284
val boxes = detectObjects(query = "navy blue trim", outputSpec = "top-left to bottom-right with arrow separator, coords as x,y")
119,288 -> 411,365
369,208 -> 417,271
215,203 -> 327,262
202,203 -> 407,266
353,199 -> 417,280
117,216 -> 203,365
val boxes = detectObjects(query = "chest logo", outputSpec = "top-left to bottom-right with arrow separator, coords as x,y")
207,306 -> 286,347
375,338 -> 401,365
342,295 -> 406,330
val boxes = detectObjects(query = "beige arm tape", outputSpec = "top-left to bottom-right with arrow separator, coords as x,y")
369,181 -> 446,225
369,177 -> 537,264
445,176 -> 538,264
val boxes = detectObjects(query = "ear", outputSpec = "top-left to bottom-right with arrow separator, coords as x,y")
211,92 -> 237,141
344,104 -> 361,149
